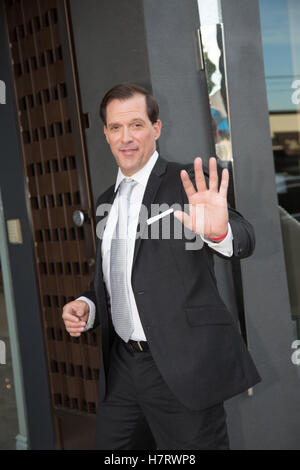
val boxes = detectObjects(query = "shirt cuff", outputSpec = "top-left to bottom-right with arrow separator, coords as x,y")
76,296 -> 96,331
201,223 -> 233,257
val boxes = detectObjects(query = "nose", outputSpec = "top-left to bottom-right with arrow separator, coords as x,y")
121,126 -> 133,144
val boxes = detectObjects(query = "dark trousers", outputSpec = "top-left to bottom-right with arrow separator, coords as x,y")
94,335 -> 229,450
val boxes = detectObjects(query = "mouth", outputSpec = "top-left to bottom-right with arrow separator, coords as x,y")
119,148 -> 139,156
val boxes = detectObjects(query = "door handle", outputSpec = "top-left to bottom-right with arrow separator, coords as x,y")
72,210 -> 88,227
87,258 -> 95,268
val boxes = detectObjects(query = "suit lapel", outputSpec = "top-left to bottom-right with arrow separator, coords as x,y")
132,156 -> 168,269
94,186 -> 117,286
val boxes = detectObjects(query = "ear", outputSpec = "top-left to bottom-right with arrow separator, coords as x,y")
153,119 -> 162,140
103,125 -> 110,144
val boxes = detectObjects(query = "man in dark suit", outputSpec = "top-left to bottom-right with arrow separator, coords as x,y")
62,83 -> 261,450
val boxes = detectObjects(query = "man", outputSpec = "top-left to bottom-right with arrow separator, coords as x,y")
62,83 -> 261,450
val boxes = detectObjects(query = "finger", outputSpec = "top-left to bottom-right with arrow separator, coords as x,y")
69,332 -> 81,337
63,302 -> 89,321
219,168 -> 229,198
208,157 -> 218,191
63,301 -> 89,316
65,319 -> 86,328
62,312 -> 80,323
67,326 -> 86,334
180,170 -> 196,199
194,157 -> 207,193
72,302 -> 89,317
73,308 -> 88,318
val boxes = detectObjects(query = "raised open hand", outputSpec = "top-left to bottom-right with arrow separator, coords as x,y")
174,157 -> 229,241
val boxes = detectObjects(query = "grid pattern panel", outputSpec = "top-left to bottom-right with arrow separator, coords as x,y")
4,0 -> 100,415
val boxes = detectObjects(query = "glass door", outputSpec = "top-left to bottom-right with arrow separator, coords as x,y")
0,189 -> 28,449
259,0 -> 300,339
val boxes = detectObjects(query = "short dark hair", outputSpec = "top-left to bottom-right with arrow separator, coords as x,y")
99,83 -> 159,125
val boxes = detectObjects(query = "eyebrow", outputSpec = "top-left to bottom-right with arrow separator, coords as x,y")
130,118 -> 146,123
107,118 -> 146,128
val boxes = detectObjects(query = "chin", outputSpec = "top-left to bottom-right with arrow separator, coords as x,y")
119,160 -> 139,175
124,167 -> 138,176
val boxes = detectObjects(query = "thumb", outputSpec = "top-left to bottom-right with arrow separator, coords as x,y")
72,301 -> 89,318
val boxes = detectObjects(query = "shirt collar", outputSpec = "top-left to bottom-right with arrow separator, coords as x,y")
114,150 -> 159,192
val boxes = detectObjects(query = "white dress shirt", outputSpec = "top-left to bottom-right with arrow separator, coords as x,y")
78,151 -> 234,340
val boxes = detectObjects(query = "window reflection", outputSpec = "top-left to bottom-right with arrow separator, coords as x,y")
200,23 -> 233,164
259,0 -> 300,336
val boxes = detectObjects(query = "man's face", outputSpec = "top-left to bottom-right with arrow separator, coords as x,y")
104,94 -> 162,176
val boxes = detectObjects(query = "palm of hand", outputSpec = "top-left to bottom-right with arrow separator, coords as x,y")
174,157 -> 229,240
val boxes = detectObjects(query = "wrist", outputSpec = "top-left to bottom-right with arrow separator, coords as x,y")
208,230 -> 228,243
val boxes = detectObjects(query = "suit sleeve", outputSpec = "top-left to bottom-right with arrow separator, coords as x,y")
226,206 -> 255,259
77,193 -> 104,331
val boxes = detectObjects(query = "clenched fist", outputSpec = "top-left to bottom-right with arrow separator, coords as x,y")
62,300 -> 90,337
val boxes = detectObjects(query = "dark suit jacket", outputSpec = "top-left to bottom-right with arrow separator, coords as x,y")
83,156 -> 261,411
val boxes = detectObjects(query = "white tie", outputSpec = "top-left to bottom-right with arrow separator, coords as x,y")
110,179 -> 137,342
